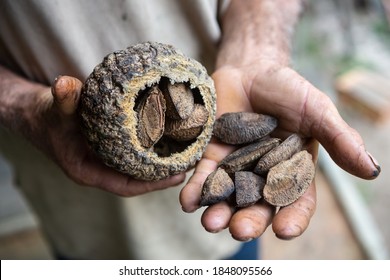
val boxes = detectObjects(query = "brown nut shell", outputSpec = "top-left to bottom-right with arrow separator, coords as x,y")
235,171 -> 265,208
213,112 -> 278,145
263,150 -> 315,207
218,137 -> 281,174
135,85 -> 166,148
78,42 -> 216,181
161,81 -> 195,120
254,133 -> 305,175
164,104 -> 209,141
200,168 -> 235,206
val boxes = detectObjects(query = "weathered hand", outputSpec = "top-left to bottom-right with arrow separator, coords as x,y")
180,62 -> 380,241
34,75 -> 185,196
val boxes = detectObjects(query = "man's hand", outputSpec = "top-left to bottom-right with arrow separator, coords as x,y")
50,76 -> 186,195
180,0 -> 380,242
0,67 -> 185,196
180,62 -> 380,241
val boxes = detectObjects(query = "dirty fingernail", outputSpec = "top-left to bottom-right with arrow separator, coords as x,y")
367,151 -> 381,178
234,236 -> 253,242
275,233 -> 296,240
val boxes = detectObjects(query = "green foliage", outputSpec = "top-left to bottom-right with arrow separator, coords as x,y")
334,54 -> 377,76
372,18 -> 390,47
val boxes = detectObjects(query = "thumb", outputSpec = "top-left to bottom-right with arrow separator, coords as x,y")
250,67 -> 381,180
304,87 -> 381,180
52,75 -> 82,115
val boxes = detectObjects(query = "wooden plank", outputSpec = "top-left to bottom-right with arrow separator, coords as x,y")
334,68 -> 390,123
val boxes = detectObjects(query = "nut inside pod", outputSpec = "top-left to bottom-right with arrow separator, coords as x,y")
78,42 -> 216,181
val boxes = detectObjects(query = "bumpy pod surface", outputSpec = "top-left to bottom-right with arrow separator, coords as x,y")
78,42 -> 216,181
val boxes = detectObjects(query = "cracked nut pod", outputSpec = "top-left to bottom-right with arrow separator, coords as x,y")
78,42 -> 216,181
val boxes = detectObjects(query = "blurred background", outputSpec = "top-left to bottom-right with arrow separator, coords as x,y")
263,0 -> 390,259
1,0 -> 389,259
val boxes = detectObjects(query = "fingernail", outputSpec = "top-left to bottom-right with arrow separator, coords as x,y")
233,236 -> 253,242
275,233 -> 296,240
243,238 -> 254,243
181,206 -> 197,213
367,151 -> 381,178
53,75 -> 62,83
207,229 -> 221,234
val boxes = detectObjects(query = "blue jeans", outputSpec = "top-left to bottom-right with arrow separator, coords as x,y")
225,239 -> 260,260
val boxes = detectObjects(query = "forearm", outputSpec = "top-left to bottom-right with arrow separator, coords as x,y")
217,0 -> 304,68
0,65 -> 51,140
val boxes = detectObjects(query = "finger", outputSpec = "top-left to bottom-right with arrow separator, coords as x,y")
109,173 -> 186,197
52,75 -> 83,115
180,68 -> 253,211
269,136 -> 318,239
250,67 -> 380,180
180,141 -> 235,212
303,83 -> 380,179
272,180 -> 317,240
228,202 -> 276,241
180,155 -> 219,213
201,201 -> 235,233
71,153 -> 186,196
211,68 -> 253,116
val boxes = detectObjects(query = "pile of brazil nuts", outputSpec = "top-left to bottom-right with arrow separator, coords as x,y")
200,112 -> 315,208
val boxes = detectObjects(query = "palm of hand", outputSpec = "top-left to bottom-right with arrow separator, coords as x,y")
180,62 -> 378,241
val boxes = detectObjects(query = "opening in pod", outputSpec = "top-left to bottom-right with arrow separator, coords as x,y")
134,77 -> 208,157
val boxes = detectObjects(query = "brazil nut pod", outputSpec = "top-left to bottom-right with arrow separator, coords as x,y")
78,42 -> 216,181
